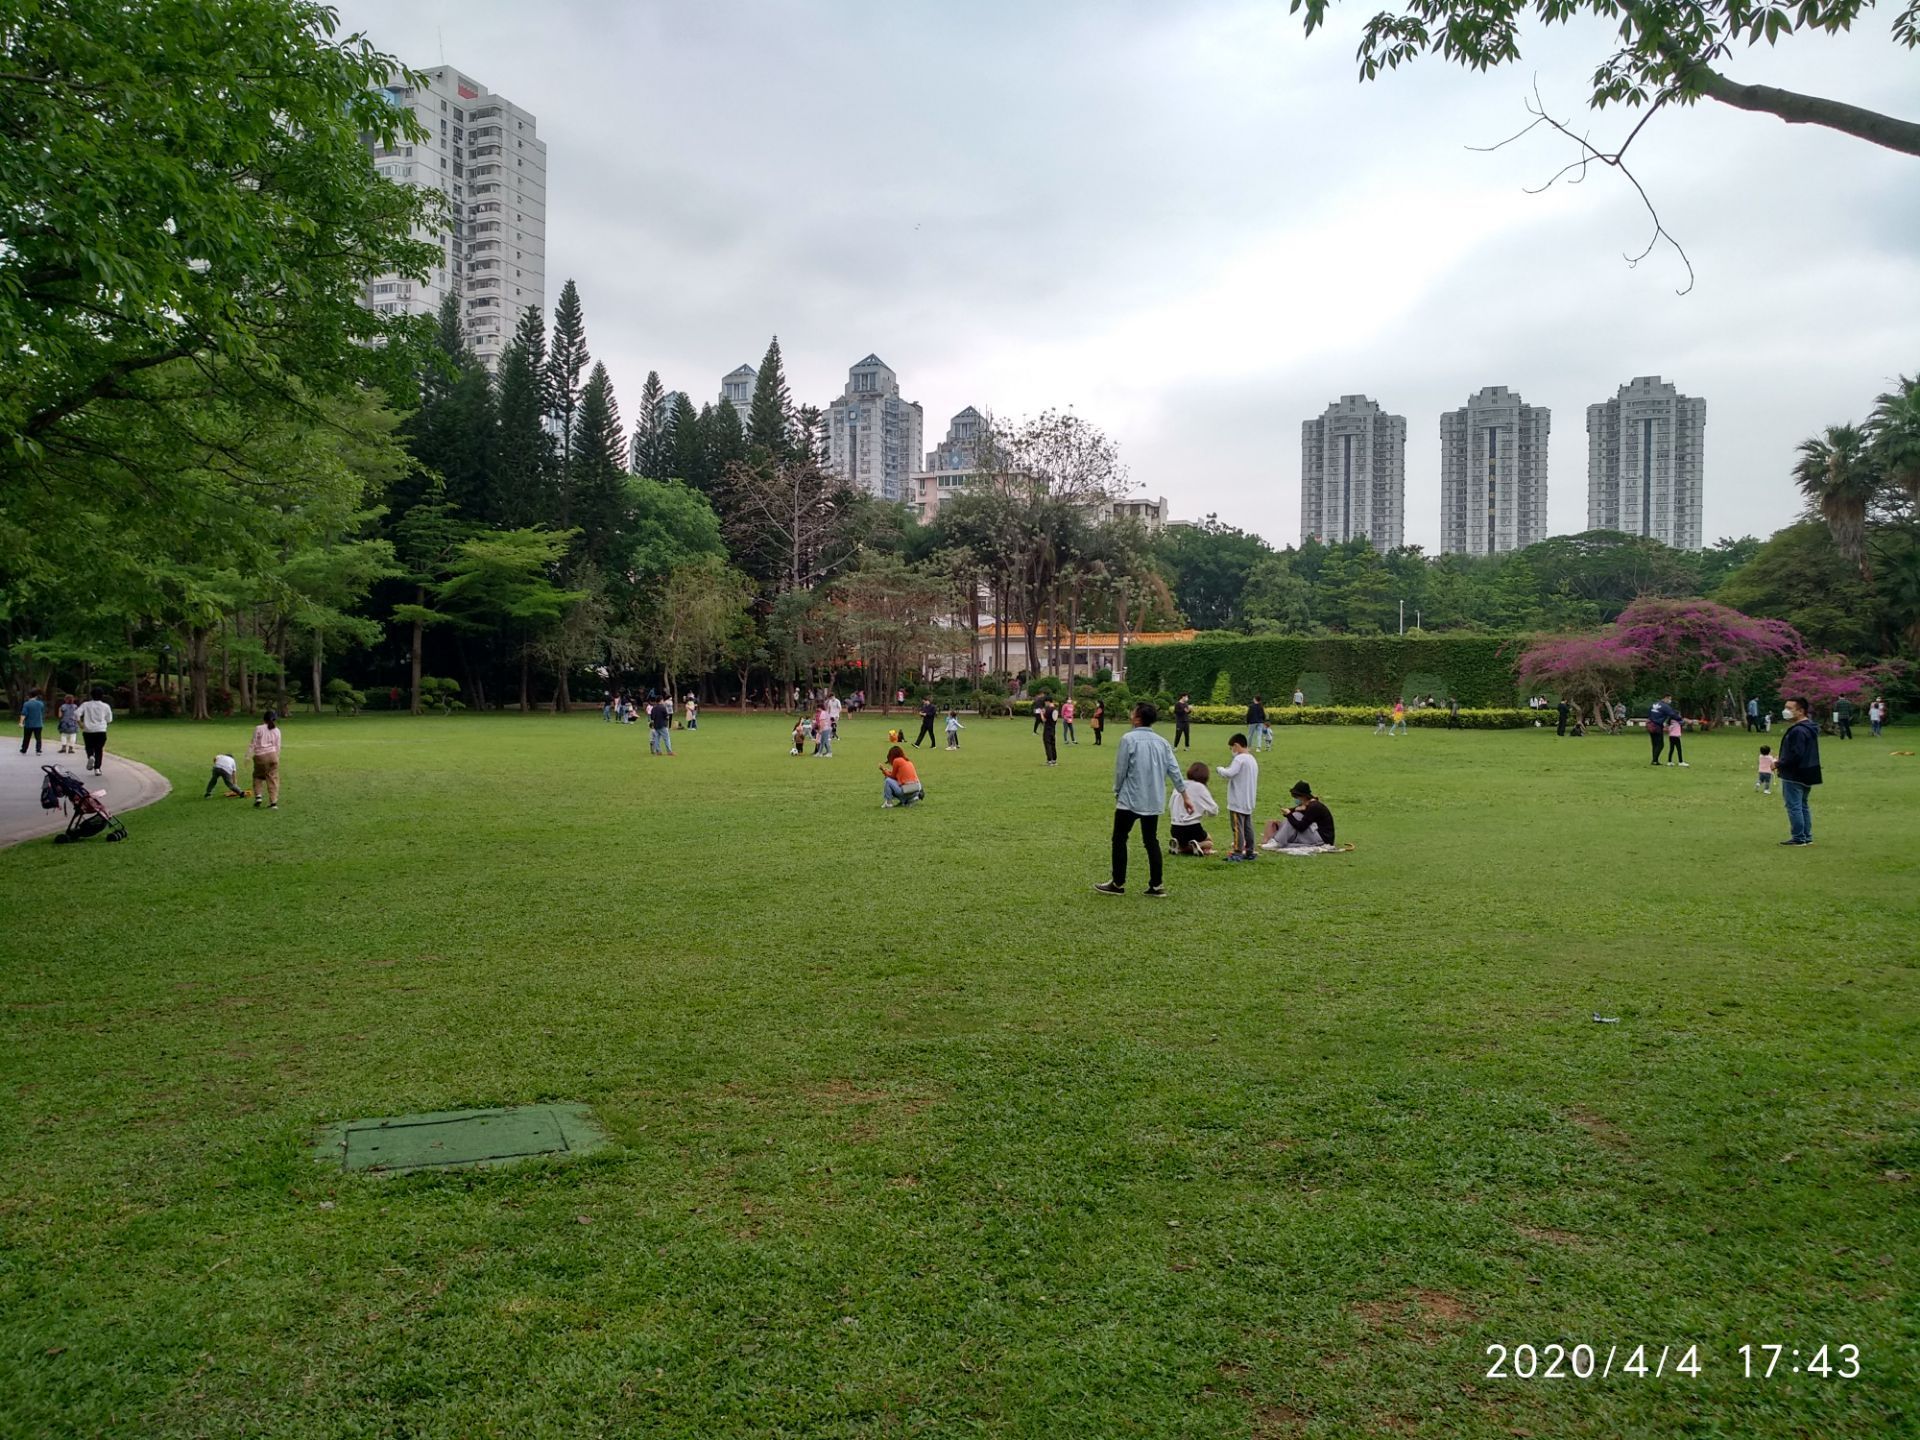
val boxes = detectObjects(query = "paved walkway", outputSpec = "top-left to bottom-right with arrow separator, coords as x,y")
0,739 -> 172,849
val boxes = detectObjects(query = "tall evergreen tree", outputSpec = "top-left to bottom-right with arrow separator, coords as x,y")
545,279 -> 590,526
746,334 -> 793,457
571,362 -> 629,570
668,392 -> 705,490
705,387 -> 746,481
492,305 -> 557,529
631,369 -> 668,479
400,295 -> 494,520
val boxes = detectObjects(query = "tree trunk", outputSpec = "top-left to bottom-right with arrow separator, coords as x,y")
456,635 -> 485,712
555,671 -> 571,713
518,650 -> 530,713
310,635 -> 324,716
410,587 -> 425,715
189,626 -> 211,721
1116,579 -> 1129,684
127,627 -> 140,715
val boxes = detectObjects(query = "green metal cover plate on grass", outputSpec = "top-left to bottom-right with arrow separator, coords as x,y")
312,1103 -> 607,1175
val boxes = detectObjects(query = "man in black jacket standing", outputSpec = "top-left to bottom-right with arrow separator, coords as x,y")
1172,694 -> 1192,750
1646,694 -> 1677,766
1776,695 -> 1823,846
1246,694 -> 1269,751
914,696 -> 939,749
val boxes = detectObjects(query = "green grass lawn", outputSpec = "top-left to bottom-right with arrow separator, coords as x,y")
3,711 -> 1916,1438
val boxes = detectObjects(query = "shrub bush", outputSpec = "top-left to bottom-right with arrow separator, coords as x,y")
1125,634 -> 1527,708
325,678 -> 366,715
418,676 -> 464,713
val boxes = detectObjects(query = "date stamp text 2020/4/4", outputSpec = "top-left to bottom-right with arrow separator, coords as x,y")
1483,1343 -> 1863,1380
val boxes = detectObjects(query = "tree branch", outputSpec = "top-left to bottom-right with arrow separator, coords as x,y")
1683,63 -> 1920,158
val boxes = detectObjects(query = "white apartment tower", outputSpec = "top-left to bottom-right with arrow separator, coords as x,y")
1301,396 -> 1406,549
1439,386 -> 1551,556
721,365 -> 756,425
908,406 -> 988,520
364,66 -> 548,370
824,355 -> 924,503
1586,376 -> 1707,549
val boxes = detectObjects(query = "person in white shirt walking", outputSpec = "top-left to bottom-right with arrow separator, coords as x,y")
1216,734 -> 1260,860
204,752 -> 244,797
250,710 -> 283,809
77,687 -> 113,773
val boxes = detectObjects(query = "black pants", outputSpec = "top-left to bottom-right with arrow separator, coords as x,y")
205,767 -> 243,797
19,725 -> 41,754
1173,721 -> 1190,748
1556,715 -> 1568,736
1666,736 -> 1683,763
1648,727 -> 1663,764
1093,727 -> 1102,746
914,719 -> 936,747
1746,715 -> 1759,732
1839,718 -> 1853,738
83,731 -> 106,770
1112,810 -> 1162,890
1043,731 -> 1057,763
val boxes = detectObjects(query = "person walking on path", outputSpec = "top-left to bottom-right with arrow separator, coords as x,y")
1869,696 -> 1886,738
1040,698 -> 1059,766
1835,696 -> 1854,739
1061,697 -> 1077,745
1556,698 -> 1570,737
250,710 -> 283,809
1094,702 -> 1187,898
1776,696 -> 1822,846
77,687 -> 112,773
17,689 -> 45,755
55,695 -> 79,754
1172,694 -> 1193,750
914,697 -> 938,748
1091,699 -> 1106,746
204,752 -> 244,797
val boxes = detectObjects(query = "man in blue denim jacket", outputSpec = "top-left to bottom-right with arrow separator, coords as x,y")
1094,702 -> 1188,899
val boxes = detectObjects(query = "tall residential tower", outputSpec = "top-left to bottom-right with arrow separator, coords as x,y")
1586,376 -> 1706,550
364,65 -> 547,370
1301,396 -> 1406,549
824,355 -> 924,503
1439,386 -> 1551,556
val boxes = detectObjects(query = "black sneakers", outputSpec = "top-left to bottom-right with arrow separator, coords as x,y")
1144,885 -> 1169,898
1092,881 -> 1124,896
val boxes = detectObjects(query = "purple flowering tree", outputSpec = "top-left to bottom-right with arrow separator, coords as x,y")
1515,632 -> 1639,722
1609,599 -> 1804,718
1779,653 -> 1908,713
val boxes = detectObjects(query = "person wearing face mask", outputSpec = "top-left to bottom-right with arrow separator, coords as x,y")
1774,695 -> 1823,847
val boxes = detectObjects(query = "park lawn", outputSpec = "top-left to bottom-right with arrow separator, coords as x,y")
1,711 -> 1915,1438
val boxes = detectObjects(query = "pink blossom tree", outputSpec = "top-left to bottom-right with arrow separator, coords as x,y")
1610,599 -> 1804,718
1779,653 -> 1908,713
1515,632 -> 1638,722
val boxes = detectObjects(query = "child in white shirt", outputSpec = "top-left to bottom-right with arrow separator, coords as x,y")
945,710 -> 963,750
1168,761 -> 1219,855
1217,735 -> 1259,860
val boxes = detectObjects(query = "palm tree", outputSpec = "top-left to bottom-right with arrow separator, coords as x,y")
1867,373 -> 1920,505
1792,423 -> 1881,580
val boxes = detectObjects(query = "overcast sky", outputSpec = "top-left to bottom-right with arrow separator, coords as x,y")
338,0 -> 1919,551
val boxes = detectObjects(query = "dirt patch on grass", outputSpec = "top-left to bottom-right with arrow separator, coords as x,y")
1352,1289 -> 1479,1344
1249,1401 -> 1311,1436
1565,1105 -> 1631,1153
1515,1224 -> 1592,1249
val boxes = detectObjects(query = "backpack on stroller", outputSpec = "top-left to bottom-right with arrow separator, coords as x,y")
40,765 -> 129,843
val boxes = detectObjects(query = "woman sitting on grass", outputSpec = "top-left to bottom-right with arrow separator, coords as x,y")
880,745 -> 924,808
1260,781 -> 1335,850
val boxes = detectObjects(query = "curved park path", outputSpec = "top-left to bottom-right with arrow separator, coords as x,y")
0,742 -> 172,849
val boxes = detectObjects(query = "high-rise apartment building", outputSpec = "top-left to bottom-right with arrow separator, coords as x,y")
1300,396 -> 1406,549
364,65 -> 547,371
824,355 -> 924,503
908,406 -> 987,519
1439,386 -> 1551,556
721,365 -> 756,425
1586,376 -> 1706,550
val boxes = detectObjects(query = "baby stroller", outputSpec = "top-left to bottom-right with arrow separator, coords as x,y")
40,765 -> 129,844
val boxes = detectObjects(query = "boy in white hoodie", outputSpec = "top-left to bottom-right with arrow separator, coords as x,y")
1168,761 -> 1219,855
1217,734 -> 1260,861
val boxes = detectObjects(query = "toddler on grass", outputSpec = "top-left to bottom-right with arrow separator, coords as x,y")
1756,745 -> 1774,794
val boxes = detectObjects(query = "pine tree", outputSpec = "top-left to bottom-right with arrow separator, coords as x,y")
746,334 -> 793,458
705,387 -> 746,482
401,295 -> 494,520
631,369 -> 668,479
545,279 -> 590,526
493,305 -> 557,529
668,392 -> 705,488
571,362 -> 630,570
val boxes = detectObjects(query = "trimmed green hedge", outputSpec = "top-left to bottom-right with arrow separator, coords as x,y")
1123,634 -> 1528,708
1010,700 -> 1541,729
